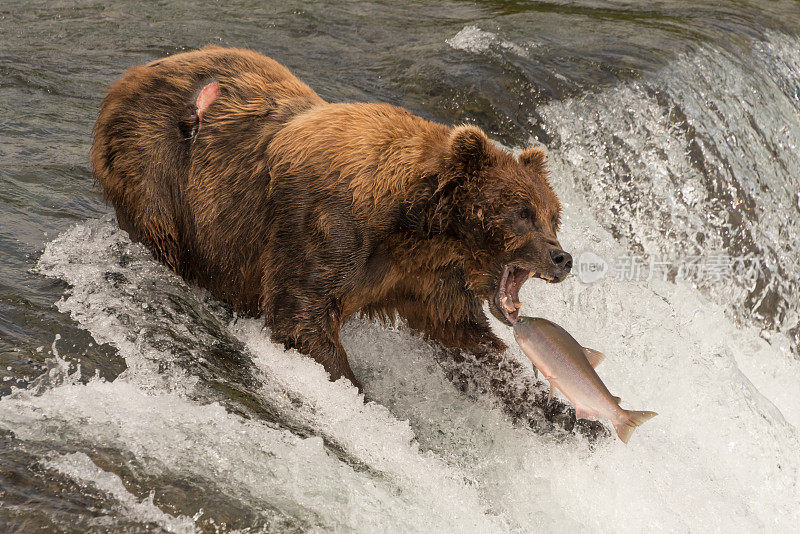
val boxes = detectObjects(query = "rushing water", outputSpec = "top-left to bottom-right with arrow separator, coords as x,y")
2,1 -> 800,532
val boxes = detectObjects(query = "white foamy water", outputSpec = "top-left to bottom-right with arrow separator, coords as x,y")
446,25 -> 526,55
7,377 -> 501,532
1,28 -> 799,534
42,452 -> 199,534
537,31 -> 800,345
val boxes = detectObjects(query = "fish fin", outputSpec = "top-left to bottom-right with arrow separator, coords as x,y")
613,396 -> 622,404
613,410 -> 658,444
546,380 -> 556,405
582,347 -> 606,368
574,406 -> 598,421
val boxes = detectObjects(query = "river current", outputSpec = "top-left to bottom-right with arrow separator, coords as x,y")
1,1 -> 799,532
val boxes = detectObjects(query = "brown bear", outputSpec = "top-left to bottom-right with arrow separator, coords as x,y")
91,46 -> 572,389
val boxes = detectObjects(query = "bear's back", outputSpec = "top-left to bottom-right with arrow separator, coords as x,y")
91,46 -> 325,311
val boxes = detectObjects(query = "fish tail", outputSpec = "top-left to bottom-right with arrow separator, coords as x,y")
613,410 -> 658,444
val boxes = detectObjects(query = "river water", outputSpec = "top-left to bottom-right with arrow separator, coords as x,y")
1,1 -> 800,532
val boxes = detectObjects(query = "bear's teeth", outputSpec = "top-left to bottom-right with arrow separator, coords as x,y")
514,301 -> 524,310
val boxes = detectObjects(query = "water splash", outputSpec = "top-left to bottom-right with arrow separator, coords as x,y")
42,452 -> 199,534
447,26 -> 526,56
538,32 -> 800,352
26,219 -> 506,533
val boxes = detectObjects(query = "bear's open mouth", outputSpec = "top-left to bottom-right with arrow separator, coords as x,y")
495,265 -> 555,324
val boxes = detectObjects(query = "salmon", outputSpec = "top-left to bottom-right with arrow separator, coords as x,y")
513,316 -> 657,443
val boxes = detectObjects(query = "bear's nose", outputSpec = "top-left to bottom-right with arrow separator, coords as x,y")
549,249 -> 573,272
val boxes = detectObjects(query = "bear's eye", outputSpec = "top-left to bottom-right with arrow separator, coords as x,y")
511,204 -> 538,233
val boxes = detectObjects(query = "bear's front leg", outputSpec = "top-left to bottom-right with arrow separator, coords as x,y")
298,332 -> 361,390
403,292 -> 506,355
267,299 -> 362,391
274,326 -> 361,390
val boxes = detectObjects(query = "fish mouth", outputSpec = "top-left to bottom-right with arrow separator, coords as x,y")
494,265 -> 556,324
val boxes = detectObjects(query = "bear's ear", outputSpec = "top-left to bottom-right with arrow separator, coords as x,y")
448,125 -> 491,176
519,146 -> 547,172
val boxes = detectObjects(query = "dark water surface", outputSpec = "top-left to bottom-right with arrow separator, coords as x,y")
2,1 -> 800,532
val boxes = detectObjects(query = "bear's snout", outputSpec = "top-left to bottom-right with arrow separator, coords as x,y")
549,249 -> 573,276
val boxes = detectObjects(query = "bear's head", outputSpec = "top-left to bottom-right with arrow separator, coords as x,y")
433,125 -> 572,325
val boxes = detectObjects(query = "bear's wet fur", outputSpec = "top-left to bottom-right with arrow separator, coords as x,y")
92,46 -> 571,390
